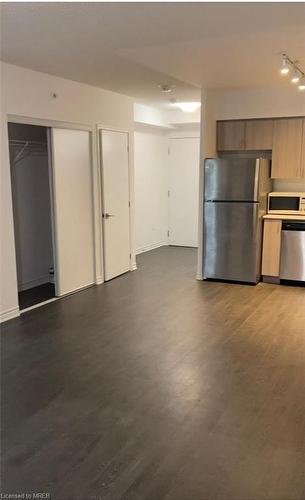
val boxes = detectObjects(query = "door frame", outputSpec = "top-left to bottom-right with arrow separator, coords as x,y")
46,128 -> 59,297
97,125 -> 135,281
7,114 -> 100,306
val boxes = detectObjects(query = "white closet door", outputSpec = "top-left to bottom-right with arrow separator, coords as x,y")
100,130 -> 130,281
51,128 -> 95,295
169,137 -> 200,247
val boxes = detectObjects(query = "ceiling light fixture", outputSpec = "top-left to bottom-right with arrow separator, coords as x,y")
174,102 -> 201,113
279,53 -> 305,92
298,78 -> 305,91
158,84 -> 175,94
291,67 -> 301,83
280,54 -> 290,74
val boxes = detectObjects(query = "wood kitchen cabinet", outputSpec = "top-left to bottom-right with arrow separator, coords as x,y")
245,120 -> 273,150
261,219 -> 282,277
217,120 -> 245,151
300,118 -> 305,178
217,119 -> 273,151
217,116 -> 305,179
271,118 -> 303,179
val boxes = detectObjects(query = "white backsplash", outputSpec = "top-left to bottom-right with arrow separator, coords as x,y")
272,179 -> 305,192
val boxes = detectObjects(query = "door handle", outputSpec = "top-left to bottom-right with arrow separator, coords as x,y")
103,213 -> 115,218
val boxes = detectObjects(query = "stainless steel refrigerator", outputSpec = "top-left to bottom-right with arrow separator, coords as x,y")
203,158 -> 271,284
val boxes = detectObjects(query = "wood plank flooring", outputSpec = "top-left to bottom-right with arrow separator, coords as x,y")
18,283 -> 55,310
1,246 -> 305,500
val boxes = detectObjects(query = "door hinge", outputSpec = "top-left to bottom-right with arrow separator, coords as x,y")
127,145 -> 129,153
167,230 -> 170,237
129,253 -> 131,259
128,201 -> 131,207
168,190 -> 170,197
168,147 -> 170,155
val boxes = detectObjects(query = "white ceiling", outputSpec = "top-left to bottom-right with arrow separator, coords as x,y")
1,3 -> 305,106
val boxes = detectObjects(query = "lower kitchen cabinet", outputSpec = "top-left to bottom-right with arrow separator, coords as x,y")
261,219 -> 282,277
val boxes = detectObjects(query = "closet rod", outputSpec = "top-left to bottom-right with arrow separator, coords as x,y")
9,139 -> 47,146
9,139 -> 48,165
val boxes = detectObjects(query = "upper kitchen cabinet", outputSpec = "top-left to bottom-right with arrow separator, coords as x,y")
217,120 -> 245,151
217,119 -> 273,151
245,120 -> 273,150
271,118 -> 303,179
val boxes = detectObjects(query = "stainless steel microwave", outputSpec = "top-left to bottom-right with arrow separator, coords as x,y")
268,192 -> 305,215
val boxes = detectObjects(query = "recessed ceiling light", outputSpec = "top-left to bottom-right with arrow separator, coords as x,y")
174,102 -> 201,113
158,84 -> 175,94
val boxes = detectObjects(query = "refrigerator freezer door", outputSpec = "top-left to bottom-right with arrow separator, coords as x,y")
204,158 -> 260,202
203,202 -> 258,283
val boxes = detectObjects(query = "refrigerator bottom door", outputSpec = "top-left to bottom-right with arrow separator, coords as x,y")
203,202 -> 258,283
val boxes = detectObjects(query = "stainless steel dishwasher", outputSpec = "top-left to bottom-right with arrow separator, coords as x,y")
280,221 -> 305,281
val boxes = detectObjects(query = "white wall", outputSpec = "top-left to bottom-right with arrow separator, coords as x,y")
134,103 -> 201,129
10,151 -> 54,291
0,62 -> 134,322
134,121 -> 201,254
134,126 -> 169,253
168,124 -> 200,139
134,103 -> 173,129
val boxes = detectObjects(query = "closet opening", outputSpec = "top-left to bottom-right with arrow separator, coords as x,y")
8,122 -> 57,310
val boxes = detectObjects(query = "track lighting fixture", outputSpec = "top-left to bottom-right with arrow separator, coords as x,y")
280,54 -> 290,74
280,53 -> 304,92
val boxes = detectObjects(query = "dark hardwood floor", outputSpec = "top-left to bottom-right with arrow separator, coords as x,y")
1,247 -> 305,500
18,283 -> 55,310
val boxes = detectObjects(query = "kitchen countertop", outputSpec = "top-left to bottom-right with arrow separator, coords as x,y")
263,214 -> 305,221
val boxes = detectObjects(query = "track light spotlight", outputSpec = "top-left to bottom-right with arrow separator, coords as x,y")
280,54 -> 290,75
298,78 -> 305,90
291,67 -> 300,83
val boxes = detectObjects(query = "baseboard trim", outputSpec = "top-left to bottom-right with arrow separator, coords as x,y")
262,276 -> 280,284
131,261 -> 137,271
20,297 -> 58,314
0,306 -> 20,323
196,273 -> 203,281
136,241 -> 167,255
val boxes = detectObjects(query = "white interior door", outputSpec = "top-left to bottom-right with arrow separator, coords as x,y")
100,130 -> 130,281
168,137 -> 200,247
51,128 -> 95,295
